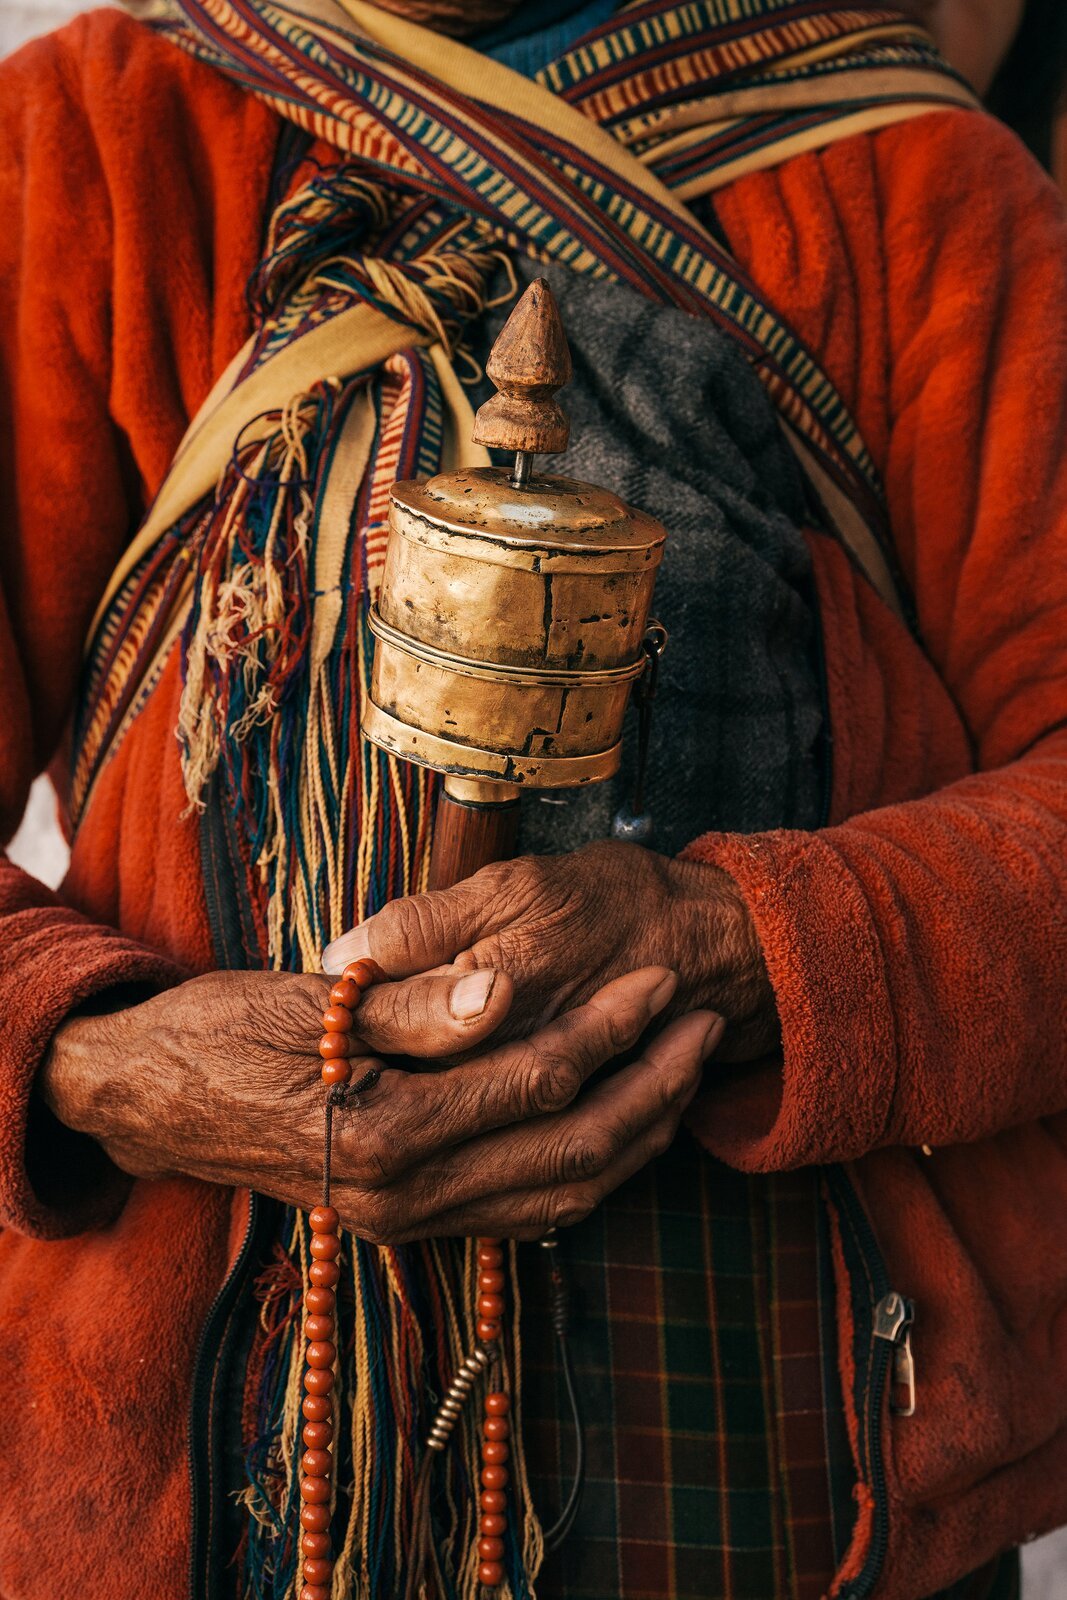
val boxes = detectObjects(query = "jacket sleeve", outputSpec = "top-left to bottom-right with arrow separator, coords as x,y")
0,27 -> 187,1239
686,110 -> 1067,1170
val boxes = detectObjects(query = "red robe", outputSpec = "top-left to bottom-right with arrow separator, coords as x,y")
1,11 -> 1066,1598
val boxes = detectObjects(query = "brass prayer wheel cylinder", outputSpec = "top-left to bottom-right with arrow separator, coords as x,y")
363,466 -> 665,788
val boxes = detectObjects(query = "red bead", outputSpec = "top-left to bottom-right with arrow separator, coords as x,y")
306,1342 -> 336,1371
342,959 -> 381,989
481,1465 -> 508,1490
478,1294 -> 505,1320
330,979 -> 360,1010
303,1421 -> 333,1450
479,1270 -> 505,1294
302,1394 -> 331,1423
301,1531 -> 331,1559
310,1233 -> 341,1261
478,1562 -> 506,1588
303,1559 -> 333,1586
300,1476 -> 330,1505
301,1587 -> 331,1600
302,1449 -> 332,1479
483,1441 -> 509,1465
477,1320 -> 502,1343
305,1315 -> 334,1342
309,1206 -> 339,1234
484,1417 -> 510,1442
480,1490 -> 507,1514
322,1005 -> 354,1033
481,1514 -> 507,1537
320,1060 -> 352,1088
478,1537 -> 506,1561
300,1503 -> 330,1533
305,1287 -> 335,1316
319,1032 -> 350,1060
485,1393 -> 510,1415
310,1260 -> 340,1288
304,1367 -> 334,1396
477,1246 -> 504,1270
479,1237 -> 502,1246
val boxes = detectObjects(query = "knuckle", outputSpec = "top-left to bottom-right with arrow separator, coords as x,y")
561,1127 -> 614,1182
552,1186 -> 596,1231
525,1050 -> 583,1115
648,1120 -> 676,1160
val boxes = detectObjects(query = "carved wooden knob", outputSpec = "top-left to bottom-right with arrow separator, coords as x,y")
472,277 -> 572,457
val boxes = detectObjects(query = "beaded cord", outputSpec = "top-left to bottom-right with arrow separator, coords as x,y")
302,959 -> 515,1600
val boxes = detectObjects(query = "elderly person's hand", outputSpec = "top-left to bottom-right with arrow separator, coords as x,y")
40,961 -> 723,1241
323,841 -> 778,1063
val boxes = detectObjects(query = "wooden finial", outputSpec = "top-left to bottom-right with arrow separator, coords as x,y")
472,278 -> 572,468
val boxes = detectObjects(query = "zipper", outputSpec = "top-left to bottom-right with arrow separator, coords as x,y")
188,1190 -> 264,1600
825,1169 -> 917,1600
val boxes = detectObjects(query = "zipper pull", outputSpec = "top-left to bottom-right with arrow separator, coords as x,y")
873,1291 -> 916,1417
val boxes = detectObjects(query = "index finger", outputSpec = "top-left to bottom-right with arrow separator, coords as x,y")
333,966 -> 677,1181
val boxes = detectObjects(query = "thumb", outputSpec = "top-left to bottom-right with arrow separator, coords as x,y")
322,879 -> 492,978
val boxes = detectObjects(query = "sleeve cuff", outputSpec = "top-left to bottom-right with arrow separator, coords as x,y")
680,829 -> 899,1172
0,897 -> 184,1239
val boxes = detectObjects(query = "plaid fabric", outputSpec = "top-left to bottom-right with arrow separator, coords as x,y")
518,1135 -> 849,1600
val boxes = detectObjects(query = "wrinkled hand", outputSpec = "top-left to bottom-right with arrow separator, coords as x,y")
41,962 -> 723,1241
324,840 -> 778,1061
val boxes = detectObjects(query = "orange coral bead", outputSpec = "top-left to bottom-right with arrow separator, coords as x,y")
309,1261 -> 340,1288
310,1233 -> 341,1261
478,1562 -> 506,1587
303,1421 -> 333,1450
318,1032 -> 350,1060
320,1060 -> 352,1088
299,1476 -> 330,1505
304,1367 -> 334,1396
481,1465 -> 508,1490
303,1559 -> 333,1586
477,1246 -> 504,1270
302,1450 -> 332,1479
485,1393 -> 510,1415
306,1342 -> 336,1371
478,1537 -> 506,1561
301,1586 -> 331,1600
343,959 -> 382,989
300,1503 -> 330,1533
302,1394 -> 331,1422
480,1490 -> 506,1514
322,1005 -> 354,1033
483,1441 -> 509,1465
481,1514 -> 507,1537
479,1270 -> 505,1294
478,1294 -> 505,1320
301,1531 -> 331,1559
305,1315 -> 334,1342
330,979 -> 360,1010
477,1320 -> 502,1343
484,1417 -> 510,1442
305,1287 -> 335,1316
309,1206 -> 339,1234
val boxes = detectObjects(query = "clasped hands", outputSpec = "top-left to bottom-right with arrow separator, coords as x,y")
43,842 -> 777,1241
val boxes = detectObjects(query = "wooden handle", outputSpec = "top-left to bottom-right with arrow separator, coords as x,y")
428,788 -> 521,892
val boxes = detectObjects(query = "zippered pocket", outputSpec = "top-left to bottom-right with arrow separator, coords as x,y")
824,1167 -> 916,1600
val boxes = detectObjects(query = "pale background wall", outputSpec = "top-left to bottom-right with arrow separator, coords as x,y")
2,6 -> 1066,1594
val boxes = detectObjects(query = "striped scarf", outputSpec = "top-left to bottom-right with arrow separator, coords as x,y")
76,4 -> 975,1596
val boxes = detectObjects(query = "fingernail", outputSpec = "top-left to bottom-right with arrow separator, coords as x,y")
647,970 -> 678,1018
450,969 -> 496,1020
701,1016 -> 726,1061
322,925 -> 371,975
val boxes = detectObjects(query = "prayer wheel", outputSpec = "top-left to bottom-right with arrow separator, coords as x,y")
362,277 -> 667,886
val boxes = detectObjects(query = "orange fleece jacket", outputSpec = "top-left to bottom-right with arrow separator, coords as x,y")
0,12 -> 1066,1599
